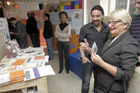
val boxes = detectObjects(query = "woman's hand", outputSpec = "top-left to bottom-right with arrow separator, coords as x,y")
91,53 -> 104,65
91,53 -> 117,77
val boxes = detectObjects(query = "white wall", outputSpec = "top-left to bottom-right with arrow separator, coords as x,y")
47,0 -> 59,4
109,0 -> 116,13
100,0 -> 109,16
5,2 -> 39,20
84,0 -> 100,24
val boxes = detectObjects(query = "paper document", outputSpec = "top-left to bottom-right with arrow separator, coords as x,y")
92,42 -> 98,53
37,65 -> 55,76
0,73 -> 10,84
24,68 -> 35,81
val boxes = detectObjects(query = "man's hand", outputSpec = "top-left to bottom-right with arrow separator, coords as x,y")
9,32 -> 15,35
82,57 -> 90,63
138,56 -> 140,62
79,39 -> 89,51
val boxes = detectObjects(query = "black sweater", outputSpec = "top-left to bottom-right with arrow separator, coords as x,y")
43,20 -> 53,39
26,16 -> 39,34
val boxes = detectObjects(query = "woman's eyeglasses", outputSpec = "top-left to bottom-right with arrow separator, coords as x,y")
107,20 -> 122,26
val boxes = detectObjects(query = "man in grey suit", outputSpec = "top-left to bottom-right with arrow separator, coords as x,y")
80,9 -> 140,93
10,17 -> 26,49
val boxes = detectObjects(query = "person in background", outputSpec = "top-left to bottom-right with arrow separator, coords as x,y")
43,13 -> 54,60
10,17 -> 26,49
79,5 -> 109,93
129,0 -> 140,63
55,11 -> 71,74
26,12 -> 40,47
8,18 -> 17,40
80,9 -> 140,93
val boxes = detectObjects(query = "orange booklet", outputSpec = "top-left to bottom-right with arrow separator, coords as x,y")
9,77 -> 24,84
9,70 -> 25,84
10,70 -> 25,80
12,59 -> 26,65
34,56 -> 45,60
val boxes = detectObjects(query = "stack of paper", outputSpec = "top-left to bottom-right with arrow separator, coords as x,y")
25,56 -> 49,66
0,73 -> 10,84
24,65 -> 55,81
37,65 -> 55,76
0,65 -> 23,74
0,56 -> 49,74
12,59 -> 26,65
9,70 -> 25,84
0,65 -> 55,85
30,56 -> 49,63
5,39 -> 20,58
17,47 -> 45,58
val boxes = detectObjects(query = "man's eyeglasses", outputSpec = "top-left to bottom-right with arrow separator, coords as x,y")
108,20 -> 122,26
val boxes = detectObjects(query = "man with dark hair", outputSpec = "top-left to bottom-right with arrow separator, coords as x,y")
79,5 -> 109,93
10,17 -> 27,49
26,12 -> 40,47
43,13 -> 54,60
8,18 -> 16,40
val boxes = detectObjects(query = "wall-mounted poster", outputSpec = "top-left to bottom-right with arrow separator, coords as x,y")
0,18 -> 10,42
47,4 -> 60,25
49,12 -> 60,25
64,9 -> 83,34
47,4 -> 60,12
60,0 -> 82,10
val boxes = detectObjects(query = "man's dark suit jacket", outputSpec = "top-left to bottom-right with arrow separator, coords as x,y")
94,31 -> 140,93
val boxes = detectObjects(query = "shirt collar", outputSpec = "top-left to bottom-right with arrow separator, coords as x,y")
88,21 -> 107,29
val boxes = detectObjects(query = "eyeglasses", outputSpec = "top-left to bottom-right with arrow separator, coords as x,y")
108,20 -> 122,26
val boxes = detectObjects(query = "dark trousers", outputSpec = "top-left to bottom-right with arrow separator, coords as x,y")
16,37 -> 26,49
57,41 -> 70,71
94,89 -> 123,93
45,37 -> 54,60
30,33 -> 40,47
82,62 -> 95,93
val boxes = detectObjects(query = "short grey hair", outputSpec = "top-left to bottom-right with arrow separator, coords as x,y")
109,9 -> 132,29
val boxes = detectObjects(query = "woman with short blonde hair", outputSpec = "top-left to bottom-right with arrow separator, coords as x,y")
80,9 -> 140,93
109,9 -> 132,29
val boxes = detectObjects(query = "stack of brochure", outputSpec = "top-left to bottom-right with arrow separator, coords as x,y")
0,56 -> 49,74
0,65 -> 55,85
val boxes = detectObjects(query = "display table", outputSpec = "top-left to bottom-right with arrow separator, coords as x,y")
0,77 -> 48,93
0,47 -> 50,93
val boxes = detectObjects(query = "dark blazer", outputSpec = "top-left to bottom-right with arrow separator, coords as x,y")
43,20 -> 53,39
26,16 -> 39,34
94,32 -> 140,93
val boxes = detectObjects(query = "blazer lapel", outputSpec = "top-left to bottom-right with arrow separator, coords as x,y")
101,32 -> 129,54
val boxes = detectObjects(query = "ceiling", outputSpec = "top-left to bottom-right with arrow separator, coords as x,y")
0,0 -> 48,3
